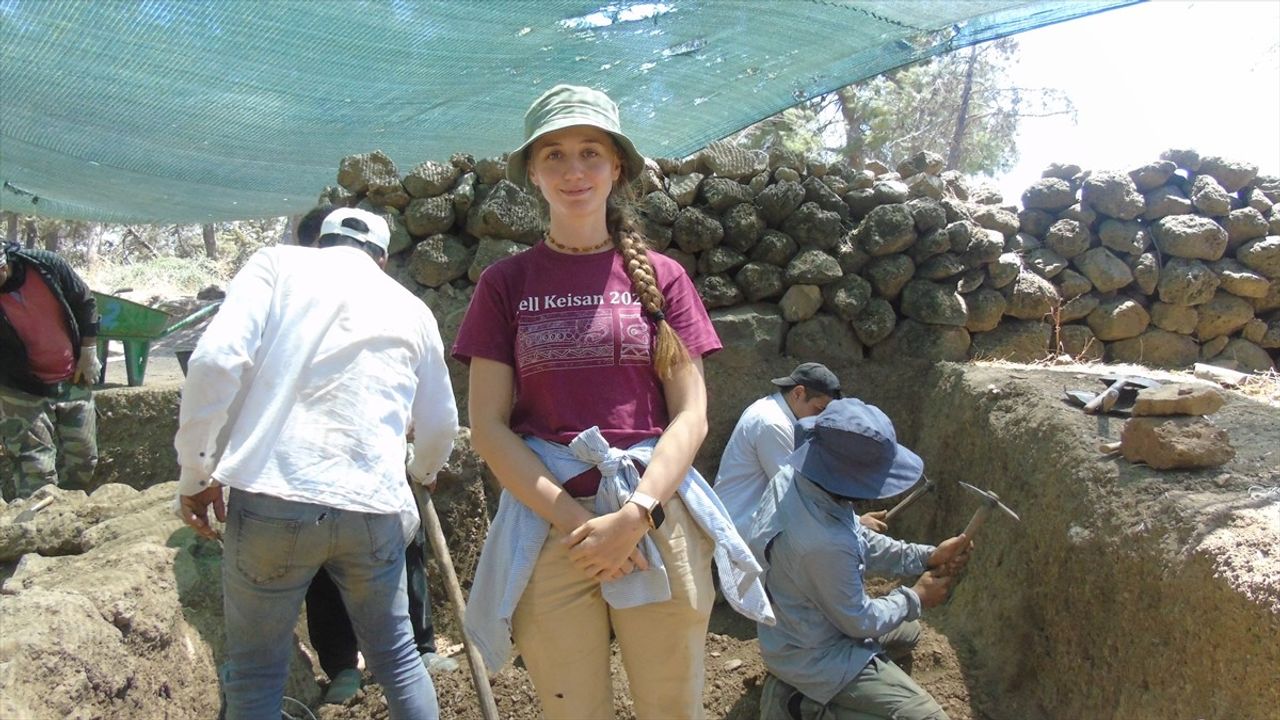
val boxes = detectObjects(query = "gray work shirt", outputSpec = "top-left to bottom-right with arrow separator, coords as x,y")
747,466 -> 934,704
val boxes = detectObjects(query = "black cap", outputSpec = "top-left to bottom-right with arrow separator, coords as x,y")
771,362 -> 842,399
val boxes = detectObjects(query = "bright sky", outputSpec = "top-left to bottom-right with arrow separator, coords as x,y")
994,0 -> 1280,201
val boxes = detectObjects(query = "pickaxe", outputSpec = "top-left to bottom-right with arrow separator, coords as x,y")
958,481 -> 1021,539
883,475 -> 936,522
939,482 -> 1021,602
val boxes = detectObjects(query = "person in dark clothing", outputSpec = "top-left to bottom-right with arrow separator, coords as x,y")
292,206 -> 455,704
0,243 -> 101,499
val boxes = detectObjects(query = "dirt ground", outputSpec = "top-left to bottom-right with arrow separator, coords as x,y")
311,602 -> 981,720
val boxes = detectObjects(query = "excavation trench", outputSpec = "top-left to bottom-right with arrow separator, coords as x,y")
1,359 -> 1276,719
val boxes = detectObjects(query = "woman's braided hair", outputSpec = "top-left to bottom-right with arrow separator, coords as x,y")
604,160 -> 691,380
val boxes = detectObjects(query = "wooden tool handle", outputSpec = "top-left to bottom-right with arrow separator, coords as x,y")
962,505 -> 991,539
417,488 -> 501,720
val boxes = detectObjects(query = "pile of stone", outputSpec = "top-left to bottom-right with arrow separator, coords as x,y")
1112,383 -> 1235,470
320,142 -> 1280,373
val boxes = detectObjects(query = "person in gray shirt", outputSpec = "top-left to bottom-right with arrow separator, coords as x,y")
748,399 -> 971,720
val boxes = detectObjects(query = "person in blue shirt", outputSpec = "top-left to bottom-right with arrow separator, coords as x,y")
748,398 -> 971,720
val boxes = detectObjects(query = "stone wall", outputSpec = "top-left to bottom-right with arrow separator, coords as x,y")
324,144 -> 1280,376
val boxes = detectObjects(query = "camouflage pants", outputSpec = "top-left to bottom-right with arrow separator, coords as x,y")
0,384 -> 98,500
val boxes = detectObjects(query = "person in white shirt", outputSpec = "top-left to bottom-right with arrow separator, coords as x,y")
715,363 -> 888,538
173,208 -> 458,720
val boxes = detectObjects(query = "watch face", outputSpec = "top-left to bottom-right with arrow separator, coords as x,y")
651,503 -> 666,530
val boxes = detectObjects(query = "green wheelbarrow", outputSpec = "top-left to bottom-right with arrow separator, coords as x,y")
92,291 -> 222,386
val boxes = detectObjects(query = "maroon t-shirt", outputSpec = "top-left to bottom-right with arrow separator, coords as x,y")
0,269 -> 76,383
452,241 -> 721,447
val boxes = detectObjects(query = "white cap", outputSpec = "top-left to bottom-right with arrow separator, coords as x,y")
318,208 -> 390,252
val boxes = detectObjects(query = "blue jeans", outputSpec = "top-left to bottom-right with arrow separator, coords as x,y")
220,488 -> 437,719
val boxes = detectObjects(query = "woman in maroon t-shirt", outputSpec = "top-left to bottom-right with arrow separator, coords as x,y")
454,85 -> 722,718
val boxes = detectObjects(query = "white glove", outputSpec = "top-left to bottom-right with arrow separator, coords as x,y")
76,348 -> 101,385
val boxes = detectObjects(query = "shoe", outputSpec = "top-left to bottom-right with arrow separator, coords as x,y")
322,668 -> 362,705
421,651 -> 460,673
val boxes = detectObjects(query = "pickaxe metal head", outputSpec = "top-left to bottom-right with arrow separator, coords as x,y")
884,474 -> 936,521
958,481 -> 1020,539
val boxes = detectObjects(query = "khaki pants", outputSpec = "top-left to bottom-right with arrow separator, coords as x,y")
513,495 -> 715,720
0,384 -> 97,500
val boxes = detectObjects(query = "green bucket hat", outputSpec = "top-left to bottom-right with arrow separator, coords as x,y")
506,84 -> 646,190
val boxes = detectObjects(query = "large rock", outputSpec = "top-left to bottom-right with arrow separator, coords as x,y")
804,176 -> 850,220
709,305 -> 786,368
778,284 -> 823,322
907,198 -> 947,233
1195,292 -> 1255,341
784,249 -> 843,285
969,320 -> 1051,362
961,227 -> 1004,268
1021,178 -> 1076,212
1132,252 -> 1161,295
900,280 -> 967,326
986,252 -> 1023,289
1026,247 -> 1068,279
468,238 -> 526,282
1151,302 -> 1199,334
1223,208 -> 1270,250
702,141 -> 767,180
782,202 -> 843,249
734,261 -> 785,302
821,273 -> 874,322
1210,338 -> 1276,373
721,203 -> 766,252
408,234 -> 473,288
1237,236 -> 1280,278
1060,294 -> 1100,324
1142,185 -> 1193,221
896,150 -> 946,178
750,230 -> 799,267
1056,268 -> 1093,299
337,150 -> 399,194
465,180 -> 542,243
1081,171 -> 1145,220
700,247 -> 749,276
699,177 -> 753,212
1120,417 -> 1235,470
962,288 -> 1006,333
404,194 -> 456,237
870,319 -> 969,362
1099,219 -> 1148,255
695,274 -> 743,308
1129,161 -> 1176,191
755,180 -> 806,226
909,228 -> 952,264
872,180 -> 910,205
860,203 -> 918,256
1003,270 -> 1060,320
785,314 -> 863,365
851,298 -> 896,346
971,205 -> 1020,237
639,191 -> 679,225
1058,325 -> 1104,361
1190,174 -> 1231,217
1044,219 -> 1092,259
864,254 -> 915,299
1208,257 -> 1269,297
1108,329 -> 1199,368
1158,257 -> 1221,306
1151,215 -> 1228,261
672,206 -> 725,253
917,253 -> 967,280
1131,384 -> 1226,417
1073,247 -> 1133,293
668,172 -> 705,207
1160,148 -> 1201,172
1087,298 -> 1150,341
1198,155 -> 1258,193
403,160 -> 460,198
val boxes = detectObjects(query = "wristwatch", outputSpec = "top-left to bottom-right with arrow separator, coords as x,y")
626,491 -> 666,530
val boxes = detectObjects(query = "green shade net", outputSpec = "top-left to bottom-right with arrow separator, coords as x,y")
0,0 -> 1137,223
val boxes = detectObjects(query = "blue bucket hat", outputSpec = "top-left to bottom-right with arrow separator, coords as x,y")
787,398 -> 923,500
